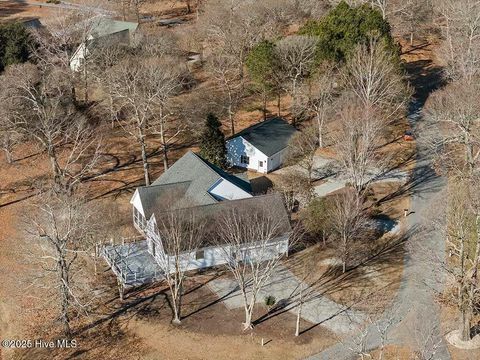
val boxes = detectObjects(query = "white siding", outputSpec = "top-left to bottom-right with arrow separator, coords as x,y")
70,43 -> 88,72
130,190 -> 147,232
266,148 -> 287,173
130,190 -> 145,216
144,214 -> 289,274
226,136 -> 269,173
208,178 -> 252,201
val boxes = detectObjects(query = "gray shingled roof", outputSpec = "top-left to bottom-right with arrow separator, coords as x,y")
90,18 -> 138,38
137,182 -> 191,219
229,117 -> 297,157
151,151 -> 251,205
153,193 -> 292,253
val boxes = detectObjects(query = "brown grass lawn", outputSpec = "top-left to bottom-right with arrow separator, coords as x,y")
286,180 -> 410,315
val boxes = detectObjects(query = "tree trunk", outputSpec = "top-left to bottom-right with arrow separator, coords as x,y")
83,63 -> 88,103
139,135 -> 150,186
48,146 -> 62,189
3,148 -> 13,164
228,103 -> 235,136
59,258 -> 71,338
172,301 -> 181,324
172,283 -> 182,324
263,89 -> 267,121
410,32 -> 414,46
159,114 -> 169,171
277,93 -> 281,116
135,3 -> 141,23
243,309 -> 253,330
243,296 -> 255,330
317,113 -> 324,148
163,145 -> 169,171
342,233 -> 347,273
461,306 -> 472,341
295,296 -> 303,336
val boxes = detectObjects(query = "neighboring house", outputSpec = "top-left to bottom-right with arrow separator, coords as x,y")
69,17 -> 138,71
130,151 -> 253,233
116,151 -> 290,277
226,117 -> 297,173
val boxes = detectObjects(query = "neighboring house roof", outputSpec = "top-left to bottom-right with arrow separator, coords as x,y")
1,17 -> 42,28
228,117 -> 297,157
152,193 -> 292,253
152,151 -> 252,205
89,17 -> 138,39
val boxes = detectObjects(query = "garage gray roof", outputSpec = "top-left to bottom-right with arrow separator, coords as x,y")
151,151 -> 251,206
229,117 -> 297,157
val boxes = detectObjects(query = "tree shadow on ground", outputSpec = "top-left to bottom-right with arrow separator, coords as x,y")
253,227 -> 414,333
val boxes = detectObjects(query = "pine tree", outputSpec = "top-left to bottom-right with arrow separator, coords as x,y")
199,113 -> 227,168
0,23 -> 33,72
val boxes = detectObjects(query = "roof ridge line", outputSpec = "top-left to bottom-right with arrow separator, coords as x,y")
189,151 -> 225,179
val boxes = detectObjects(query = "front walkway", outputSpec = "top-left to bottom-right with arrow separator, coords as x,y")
103,240 -> 163,287
207,264 -> 366,334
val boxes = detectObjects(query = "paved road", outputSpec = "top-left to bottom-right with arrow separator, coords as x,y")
307,102 -> 451,359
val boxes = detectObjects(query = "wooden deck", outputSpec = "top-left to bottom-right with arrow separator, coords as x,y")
102,240 -> 163,287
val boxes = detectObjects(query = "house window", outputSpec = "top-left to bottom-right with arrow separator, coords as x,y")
240,155 -> 250,165
195,249 -> 205,260
258,161 -> 264,168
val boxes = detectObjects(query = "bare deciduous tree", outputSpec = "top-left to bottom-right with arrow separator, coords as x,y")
105,56 -> 185,183
199,0 -> 278,79
342,36 -> 409,122
25,191 -> 98,337
326,190 -> 371,273
274,170 -> 314,213
397,0 -> 432,45
333,104 -> 386,194
0,102 -> 23,164
217,198 -> 293,330
153,209 -> 206,324
0,63 -> 100,193
432,176 -> 480,341
208,53 -> 244,135
275,35 -> 318,125
424,81 -> 480,174
284,125 -> 319,184
437,0 -> 480,83
301,64 -> 337,147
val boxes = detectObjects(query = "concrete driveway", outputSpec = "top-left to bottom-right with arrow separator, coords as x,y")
207,264 -> 366,334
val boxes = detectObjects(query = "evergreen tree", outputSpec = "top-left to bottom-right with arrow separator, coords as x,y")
0,23 -> 33,72
199,113 -> 227,168
299,0 -> 397,63
246,40 -> 281,118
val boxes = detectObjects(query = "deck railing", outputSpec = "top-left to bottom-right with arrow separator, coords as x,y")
102,241 -> 162,286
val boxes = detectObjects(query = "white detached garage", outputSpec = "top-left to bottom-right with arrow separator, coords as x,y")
226,117 -> 297,173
